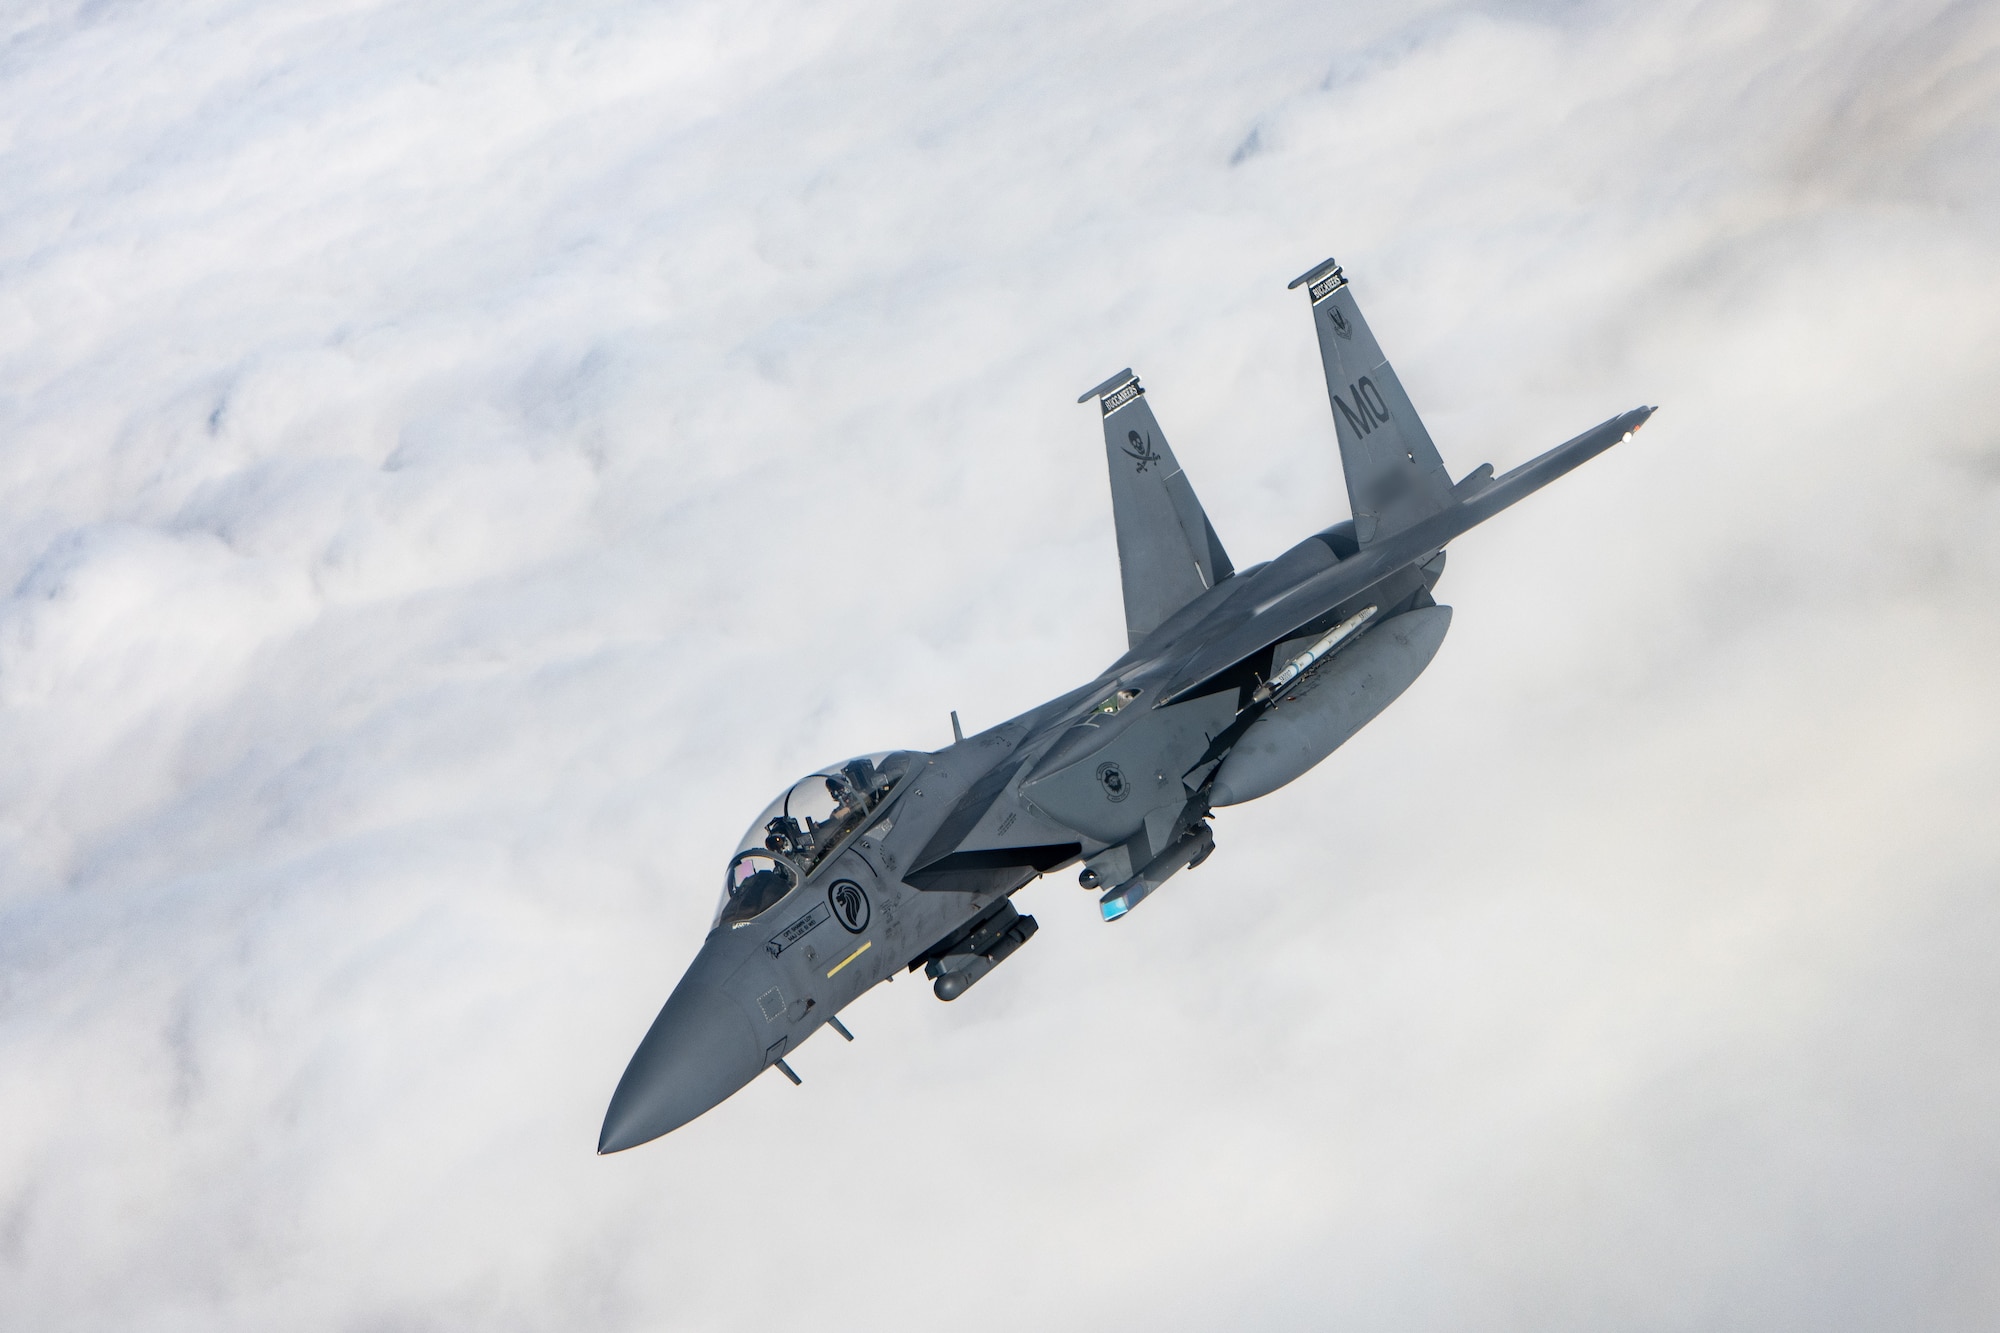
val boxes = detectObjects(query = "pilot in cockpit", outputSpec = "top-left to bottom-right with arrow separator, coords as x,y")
764,815 -> 807,858
716,752 -> 914,932
764,769 -> 874,871
824,771 -> 865,825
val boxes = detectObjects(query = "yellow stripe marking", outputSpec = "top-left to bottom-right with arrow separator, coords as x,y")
826,940 -> 872,978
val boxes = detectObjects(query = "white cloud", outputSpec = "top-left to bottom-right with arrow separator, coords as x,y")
2,0 -> 1998,1328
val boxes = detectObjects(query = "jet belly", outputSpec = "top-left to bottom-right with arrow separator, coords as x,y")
1210,604 -> 1452,806
867,738 -> 1062,952
1020,692 -> 1237,843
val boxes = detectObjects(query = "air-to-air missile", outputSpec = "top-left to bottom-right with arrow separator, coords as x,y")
598,256 -> 1654,1152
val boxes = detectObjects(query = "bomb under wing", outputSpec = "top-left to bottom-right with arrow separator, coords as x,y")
597,256 -> 1655,1152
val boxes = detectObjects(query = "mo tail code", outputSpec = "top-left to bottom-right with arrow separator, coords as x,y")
1333,377 -> 1392,436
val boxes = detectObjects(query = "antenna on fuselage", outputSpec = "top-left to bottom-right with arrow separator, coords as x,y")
950,710 -> 964,744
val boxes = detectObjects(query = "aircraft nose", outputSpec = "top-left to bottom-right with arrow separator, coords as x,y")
598,966 -> 765,1153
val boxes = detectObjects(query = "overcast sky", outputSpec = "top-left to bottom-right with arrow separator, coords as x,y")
2,0 -> 1998,1329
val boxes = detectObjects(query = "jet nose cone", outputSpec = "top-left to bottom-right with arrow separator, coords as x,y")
599,973 -> 765,1153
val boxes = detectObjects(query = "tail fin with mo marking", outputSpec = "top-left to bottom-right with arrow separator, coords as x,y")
1290,259 -> 1456,545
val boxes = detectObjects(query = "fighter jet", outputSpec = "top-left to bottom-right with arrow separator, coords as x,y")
598,257 -> 1653,1152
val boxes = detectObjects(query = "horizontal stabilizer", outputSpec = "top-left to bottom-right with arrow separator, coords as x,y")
1156,404 -> 1655,706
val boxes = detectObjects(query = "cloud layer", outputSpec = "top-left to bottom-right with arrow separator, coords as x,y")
2,1 -> 1998,1328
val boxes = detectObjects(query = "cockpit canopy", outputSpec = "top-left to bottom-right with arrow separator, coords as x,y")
714,751 -> 915,928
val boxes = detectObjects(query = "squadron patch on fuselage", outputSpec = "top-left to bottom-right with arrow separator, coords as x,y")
829,879 -> 871,933
1096,761 -> 1130,802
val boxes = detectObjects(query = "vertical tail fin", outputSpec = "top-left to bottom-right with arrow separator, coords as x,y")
1078,370 -> 1234,648
1290,260 -> 1456,545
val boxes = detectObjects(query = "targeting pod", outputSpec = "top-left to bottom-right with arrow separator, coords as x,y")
1100,821 -> 1215,921
925,901 -> 1039,1001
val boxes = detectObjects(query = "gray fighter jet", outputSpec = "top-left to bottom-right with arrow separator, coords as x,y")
598,258 -> 1653,1152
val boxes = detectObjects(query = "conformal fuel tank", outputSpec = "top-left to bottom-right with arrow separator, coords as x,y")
1209,605 -> 1451,806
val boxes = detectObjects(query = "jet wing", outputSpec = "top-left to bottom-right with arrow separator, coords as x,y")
1156,405 -> 1655,706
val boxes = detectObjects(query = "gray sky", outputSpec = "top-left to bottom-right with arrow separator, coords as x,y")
2,0 -> 1998,1329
